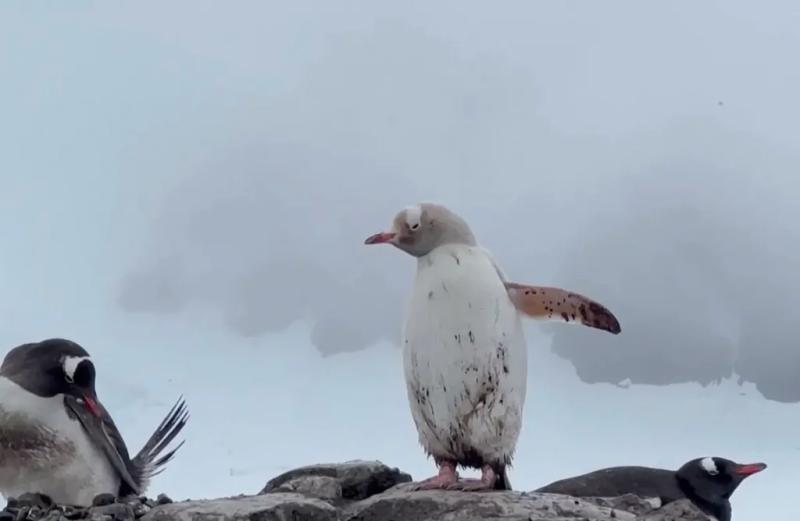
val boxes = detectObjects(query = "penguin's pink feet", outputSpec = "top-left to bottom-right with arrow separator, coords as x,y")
446,465 -> 498,491
411,461 -> 459,490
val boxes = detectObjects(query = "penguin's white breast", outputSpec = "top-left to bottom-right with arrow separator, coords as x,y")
403,244 -> 525,367
0,377 -> 80,466
0,377 -> 118,502
402,245 -> 528,457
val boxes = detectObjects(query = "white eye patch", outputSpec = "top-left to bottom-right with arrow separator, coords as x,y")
700,457 -> 719,476
62,356 -> 91,383
404,205 -> 422,230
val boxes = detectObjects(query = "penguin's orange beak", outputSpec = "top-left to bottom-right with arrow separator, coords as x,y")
733,462 -> 767,476
364,232 -> 396,245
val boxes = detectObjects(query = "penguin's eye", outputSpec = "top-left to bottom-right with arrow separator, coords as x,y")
64,372 -> 74,384
409,223 -> 420,231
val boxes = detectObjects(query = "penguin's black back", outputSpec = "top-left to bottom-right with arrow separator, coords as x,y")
535,466 -> 685,503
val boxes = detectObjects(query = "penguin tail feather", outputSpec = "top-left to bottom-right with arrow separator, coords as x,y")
130,396 -> 190,492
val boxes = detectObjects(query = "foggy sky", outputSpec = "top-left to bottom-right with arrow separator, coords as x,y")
3,0 -> 799,393
65,1 -> 800,401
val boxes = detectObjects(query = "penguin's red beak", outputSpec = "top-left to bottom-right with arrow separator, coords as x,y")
82,394 -> 103,418
364,232 -> 396,245
733,462 -> 767,476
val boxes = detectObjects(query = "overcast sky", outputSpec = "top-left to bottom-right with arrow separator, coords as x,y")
42,0 -> 796,401
1,2 -> 798,519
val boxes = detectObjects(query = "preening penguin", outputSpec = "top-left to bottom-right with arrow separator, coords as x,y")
0,338 -> 188,506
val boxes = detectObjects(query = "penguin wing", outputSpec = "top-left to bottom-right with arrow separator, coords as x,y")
504,282 -> 621,335
478,247 -> 621,335
64,395 -> 141,494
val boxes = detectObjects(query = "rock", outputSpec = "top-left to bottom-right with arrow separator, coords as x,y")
261,460 -> 412,500
347,487 -> 639,521
40,512 -> 62,521
62,506 -> 88,520
18,507 -> 46,521
90,504 -> 133,521
0,462 -> 716,521
91,496 -> 116,508
15,494 -> 53,510
270,476 -> 343,500
637,499 -> 709,520
140,494 -> 337,521
129,503 -> 149,519
581,494 -> 663,516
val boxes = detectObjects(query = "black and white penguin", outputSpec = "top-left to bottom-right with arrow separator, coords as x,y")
365,203 -> 620,491
535,456 -> 767,521
0,338 -> 188,506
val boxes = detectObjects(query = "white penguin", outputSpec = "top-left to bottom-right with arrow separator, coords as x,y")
365,203 -> 620,490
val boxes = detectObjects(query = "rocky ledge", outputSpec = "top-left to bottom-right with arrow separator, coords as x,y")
2,461 -> 711,521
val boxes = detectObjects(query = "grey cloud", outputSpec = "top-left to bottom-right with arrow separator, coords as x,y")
119,144 -> 414,353
550,125 -> 800,402
109,1 -> 800,402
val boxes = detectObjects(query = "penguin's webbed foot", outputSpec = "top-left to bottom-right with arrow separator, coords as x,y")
410,461 -> 459,490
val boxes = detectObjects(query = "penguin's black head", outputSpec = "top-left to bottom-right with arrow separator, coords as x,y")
0,338 -> 103,416
677,457 -> 766,503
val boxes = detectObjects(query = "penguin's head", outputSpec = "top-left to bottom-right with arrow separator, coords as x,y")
365,203 -> 477,257
677,457 -> 767,501
0,338 -> 103,416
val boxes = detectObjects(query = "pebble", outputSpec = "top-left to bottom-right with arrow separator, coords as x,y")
90,496 -> 115,508
130,504 -> 148,519
3,493 -> 171,521
93,504 -> 133,521
62,507 -> 87,520
17,494 -> 53,510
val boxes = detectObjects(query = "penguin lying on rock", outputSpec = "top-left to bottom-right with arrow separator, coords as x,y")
536,456 -> 766,521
